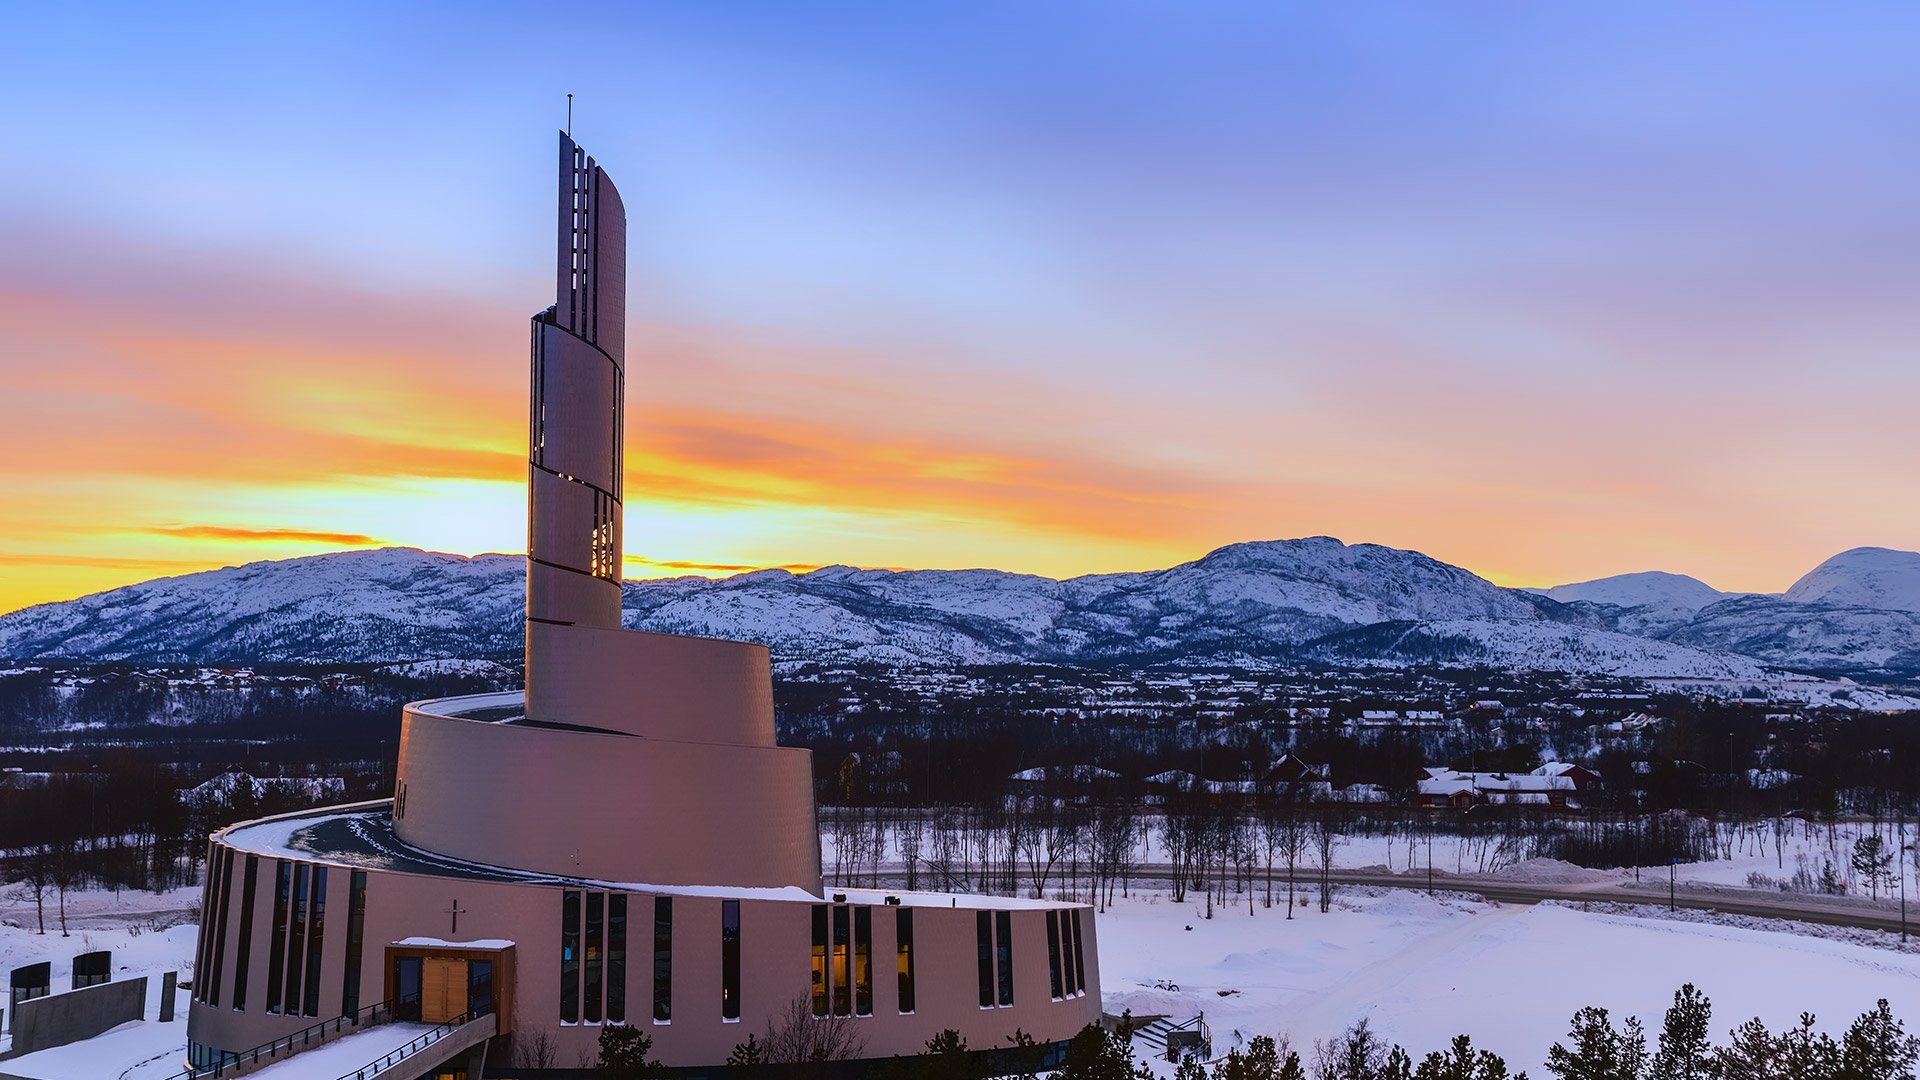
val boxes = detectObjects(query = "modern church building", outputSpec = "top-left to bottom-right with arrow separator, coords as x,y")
183,135 -> 1101,1078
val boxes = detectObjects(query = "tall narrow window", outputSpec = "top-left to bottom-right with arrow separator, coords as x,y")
233,856 -> 258,1011
584,892 -> 604,1024
561,890 -> 581,1023
720,900 -> 740,1021
1059,907 -> 1077,996
853,907 -> 872,1016
302,866 -> 327,1017
1046,911 -> 1064,1000
193,843 -> 217,1004
341,870 -> 367,1016
265,861 -> 291,1014
607,894 -> 626,1024
206,847 -> 234,1007
281,862 -> 309,1016
810,905 -> 829,1017
1070,910 -> 1086,994
652,897 -> 673,1023
976,911 -> 994,1008
831,905 -> 851,1017
995,910 -> 1014,1006
896,909 -> 915,1014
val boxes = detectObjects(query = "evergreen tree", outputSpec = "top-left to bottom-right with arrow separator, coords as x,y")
1837,999 -> 1920,1080
1650,985 -> 1713,1080
1413,1035 -> 1518,1080
1850,836 -> 1894,901
1053,1023 -> 1150,1080
726,1033 -> 766,1067
1545,1007 -> 1647,1080
597,1024 -> 669,1079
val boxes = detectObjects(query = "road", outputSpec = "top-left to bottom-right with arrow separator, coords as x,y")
1114,864 -> 1919,936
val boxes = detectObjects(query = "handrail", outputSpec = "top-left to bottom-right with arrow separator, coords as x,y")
160,995 -> 418,1080
335,1005 -> 493,1080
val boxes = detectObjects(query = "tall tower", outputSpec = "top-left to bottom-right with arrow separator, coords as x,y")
527,132 -> 627,632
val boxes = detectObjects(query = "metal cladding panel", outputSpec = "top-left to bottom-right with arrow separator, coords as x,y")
529,467 -> 600,571
527,562 -> 620,627
591,170 -> 627,363
525,621 -> 776,745
393,707 -> 823,890
535,324 -> 619,492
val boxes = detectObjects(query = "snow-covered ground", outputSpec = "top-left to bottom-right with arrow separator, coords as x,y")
0,900 -> 198,1079
1098,888 -> 1920,1077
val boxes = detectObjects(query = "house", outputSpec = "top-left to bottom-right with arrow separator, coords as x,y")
1531,762 -> 1603,791
1416,767 -> 1582,811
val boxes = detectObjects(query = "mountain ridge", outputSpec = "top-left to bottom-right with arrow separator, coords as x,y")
2,539 -> 1917,683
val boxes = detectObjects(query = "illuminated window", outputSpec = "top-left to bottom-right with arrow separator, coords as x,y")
896,908 -> 915,1014
831,906 -> 851,1017
810,905 -> 829,1017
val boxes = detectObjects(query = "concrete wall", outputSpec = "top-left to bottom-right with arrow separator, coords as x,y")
4,976 -> 146,1058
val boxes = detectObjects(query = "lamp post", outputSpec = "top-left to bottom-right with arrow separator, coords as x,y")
1669,856 -> 1677,912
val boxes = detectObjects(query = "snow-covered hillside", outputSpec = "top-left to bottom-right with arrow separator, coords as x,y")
1532,570 -> 1737,612
1784,546 -> 1920,613
2,539 -> 1917,682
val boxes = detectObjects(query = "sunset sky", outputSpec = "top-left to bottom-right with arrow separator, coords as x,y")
3,3 -> 1918,614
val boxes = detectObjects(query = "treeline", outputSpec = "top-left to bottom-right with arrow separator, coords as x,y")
586,986 -> 1919,1080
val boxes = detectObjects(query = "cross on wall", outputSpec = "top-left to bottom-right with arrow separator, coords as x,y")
445,898 -> 468,935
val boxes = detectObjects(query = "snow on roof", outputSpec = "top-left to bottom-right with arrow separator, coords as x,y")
391,937 -> 517,951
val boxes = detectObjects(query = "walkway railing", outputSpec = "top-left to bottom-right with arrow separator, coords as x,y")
161,995 -> 418,1080
334,1005 -> 494,1080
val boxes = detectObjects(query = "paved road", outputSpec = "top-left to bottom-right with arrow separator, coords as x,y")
1118,864 -> 1919,936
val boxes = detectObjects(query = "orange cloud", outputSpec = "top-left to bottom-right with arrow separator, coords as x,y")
140,525 -> 381,545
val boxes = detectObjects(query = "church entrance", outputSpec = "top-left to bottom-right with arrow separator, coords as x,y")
385,940 -> 515,1033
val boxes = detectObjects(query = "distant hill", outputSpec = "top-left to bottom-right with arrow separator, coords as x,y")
2,538 -> 1917,683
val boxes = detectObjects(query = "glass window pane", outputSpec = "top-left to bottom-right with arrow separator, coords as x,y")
853,907 -> 872,1016
995,910 -> 1014,1006
810,905 -> 829,1017
721,900 -> 741,1021
607,894 -> 626,1024
303,866 -> 328,1016
653,897 -> 673,1023
282,863 -> 308,1017
831,906 -> 851,1017
561,890 -> 581,1023
233,856 -> 258,1012
585,892 -> 604,1024
1046,910 -> 1063,999
976,911 -> 994,1008
896,908 -> 915,1014
265,861 -> 291,1014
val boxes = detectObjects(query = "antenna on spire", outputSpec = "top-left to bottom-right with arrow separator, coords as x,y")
566,93 -> 574,137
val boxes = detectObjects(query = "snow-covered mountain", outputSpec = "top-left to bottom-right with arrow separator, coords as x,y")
1783,547 -> 1920,613
2,539 -> 1917,681
1530,571 -> 1737,612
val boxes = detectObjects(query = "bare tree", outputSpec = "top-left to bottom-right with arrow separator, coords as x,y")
1311,807 -> 1343,914
760,995 -> 867,1070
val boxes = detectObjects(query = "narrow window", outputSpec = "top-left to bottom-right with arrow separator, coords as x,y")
193,843 -> 217,1003
281,863 -> 309,1015
302,866 -> 327,1016
585,892 -> 604,1023
206,847 -> 234,1007
976,911 -> 994,1008
394,956 -> 422,1021
895,908 -> 915,1014
721,900 -> 741,1021
853,907 -> 872,1016
831,906 -> 851,1017
233,856 -> 258,1011
607,894 -> 626,1024
1060,907 -> 1077,996
810,905 -> 829,1017
652,897 -> 673,1023
468,959 -> 495,1017
1046,911 -> 1063,999
995,910 -> 1014,1006
265,861 -> 291,1014
341,870 -> 367,1016
1070,910 -> 1086,994
561,890 -> 581,1023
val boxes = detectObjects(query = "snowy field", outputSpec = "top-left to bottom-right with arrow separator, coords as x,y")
4,878 -> 1917,1077
0,892 -> 198,1080
1098,888 -> 1920,1077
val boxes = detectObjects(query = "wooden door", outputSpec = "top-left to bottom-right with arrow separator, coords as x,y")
422,957 -> 469,1022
